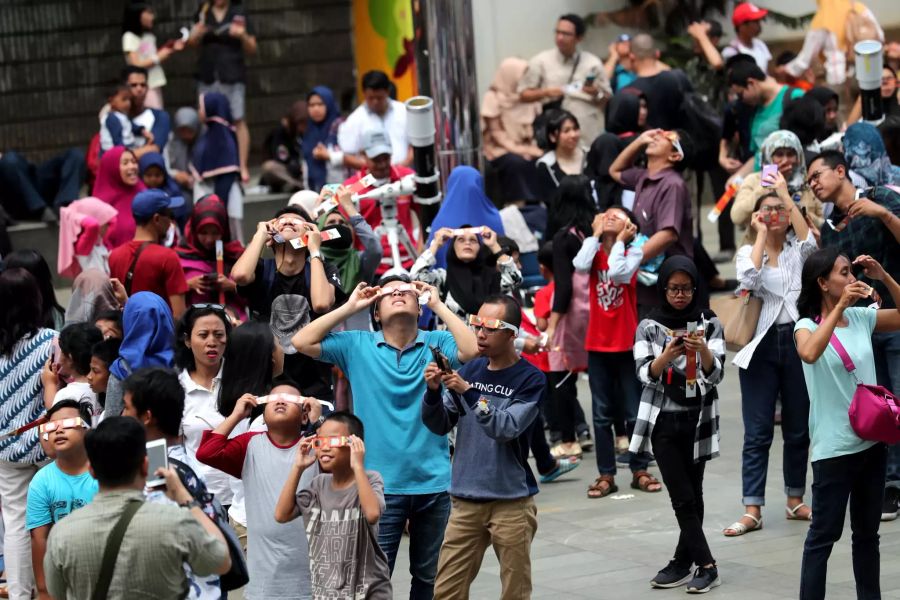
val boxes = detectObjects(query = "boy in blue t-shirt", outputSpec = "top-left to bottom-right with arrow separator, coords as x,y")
27,400 -> 98,599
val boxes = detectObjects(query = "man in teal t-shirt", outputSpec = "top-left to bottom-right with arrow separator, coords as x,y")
728,61 -> 804,158
292,274 -> 478,596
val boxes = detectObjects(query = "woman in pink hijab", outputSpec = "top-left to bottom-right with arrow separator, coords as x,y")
58,197 -> 118,278
92,146 -> 145,247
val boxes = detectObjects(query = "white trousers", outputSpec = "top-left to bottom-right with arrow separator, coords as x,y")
0,461 -> 38,600
785,29 -> 846,85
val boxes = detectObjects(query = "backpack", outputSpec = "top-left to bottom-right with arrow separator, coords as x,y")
677,92 -> 723,170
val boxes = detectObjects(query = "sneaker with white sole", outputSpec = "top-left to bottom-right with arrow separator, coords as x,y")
650,560 -> 692,589
685,565 -> 721,594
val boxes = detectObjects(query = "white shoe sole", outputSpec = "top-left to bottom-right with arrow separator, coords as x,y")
650,574 -> 692,589
686,576 -> 721,593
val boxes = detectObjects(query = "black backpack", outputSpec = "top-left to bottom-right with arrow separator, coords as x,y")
678,91 -> 723,171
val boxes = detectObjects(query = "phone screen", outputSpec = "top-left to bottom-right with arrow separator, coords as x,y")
761,164 -> 778,186
146,441 -> 168,487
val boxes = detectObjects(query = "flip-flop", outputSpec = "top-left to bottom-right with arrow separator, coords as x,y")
786,503 -> 812,521
723,513 -> 762,537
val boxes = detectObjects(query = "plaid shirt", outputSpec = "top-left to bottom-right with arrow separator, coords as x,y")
821,186 -> 900,308
629,316 -> 726,462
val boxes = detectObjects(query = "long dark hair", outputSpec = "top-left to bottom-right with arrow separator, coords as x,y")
797,246 -> 847,320
122,2 -> 151,35
4,250 -> 64,330
0,268 -> 44,356
174,305 -> 232,372
218,321 -> 275,417
547,174 -> 596,240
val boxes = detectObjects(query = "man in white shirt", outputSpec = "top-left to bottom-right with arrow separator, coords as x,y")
721,3 -> 771,73
337,70 -> 412,171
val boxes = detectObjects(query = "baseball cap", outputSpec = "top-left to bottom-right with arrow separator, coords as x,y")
131,189 -> 184,219
616,33 -> 631,42
732,2 -> 768,27
270,294 -> 311,355
362,128 -> 392,158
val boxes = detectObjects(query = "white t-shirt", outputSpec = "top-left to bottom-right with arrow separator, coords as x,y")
337,100 -> 409,166
122,31 -> 166,89
722,38 -> 772,73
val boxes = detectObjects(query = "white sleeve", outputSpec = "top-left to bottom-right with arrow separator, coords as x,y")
607,241 -> 642,284
337,111 -> 361,155
572,236 -> 600,272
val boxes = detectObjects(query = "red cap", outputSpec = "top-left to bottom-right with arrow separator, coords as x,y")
732,2 -> 768,27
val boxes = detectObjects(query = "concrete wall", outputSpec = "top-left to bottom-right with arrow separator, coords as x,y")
472,0 -> 900,100
0,0 -> 356,163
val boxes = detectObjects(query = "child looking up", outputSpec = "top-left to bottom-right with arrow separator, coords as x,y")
275,412 -> 391,599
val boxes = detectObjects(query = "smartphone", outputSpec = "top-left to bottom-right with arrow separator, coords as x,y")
761,164 -> 778,186
585,73 -> 597,85
202,271 -> 218,283
146,439 -> 168,488
430,346 -> 451,373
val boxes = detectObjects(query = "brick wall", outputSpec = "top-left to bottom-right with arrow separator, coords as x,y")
0,0 -> 356,162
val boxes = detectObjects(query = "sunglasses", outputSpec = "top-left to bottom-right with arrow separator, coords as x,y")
39,418 -> 90,434
312,435 -> 351,450
189,303 -> 225,311
467,315 -> 519,335
662,131 -> 684,159
380,283 -> 419,297
255,393 -> 336,412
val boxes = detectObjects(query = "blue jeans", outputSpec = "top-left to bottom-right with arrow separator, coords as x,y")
873,331 -> 900,488
379,491 -> 451,600
800,444 -> 886,600
738,324 -> 810,506
587,351 -> 647,475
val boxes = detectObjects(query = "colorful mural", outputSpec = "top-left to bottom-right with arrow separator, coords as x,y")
352,0 -> 417,100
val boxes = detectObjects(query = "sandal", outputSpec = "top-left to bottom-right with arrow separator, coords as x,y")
587,475 -> 618,498
723,513 -> 763,537
786,503 -> 812,521
630,470 -> 662,493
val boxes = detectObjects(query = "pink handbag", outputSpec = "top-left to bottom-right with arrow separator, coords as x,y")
828,333 -> 900,444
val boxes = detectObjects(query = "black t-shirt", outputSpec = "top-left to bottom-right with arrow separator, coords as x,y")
238,257 -> 345,321
263,126 -> 302,178
629,70 -> 688,131
194,5 -> 253,84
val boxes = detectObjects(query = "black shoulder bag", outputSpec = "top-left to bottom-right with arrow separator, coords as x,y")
124,242 -> 151,296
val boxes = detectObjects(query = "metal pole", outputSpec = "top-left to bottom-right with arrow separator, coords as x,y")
412,0 -> 482,190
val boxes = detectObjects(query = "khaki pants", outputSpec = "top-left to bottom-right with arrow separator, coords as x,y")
433,496 -> 538,600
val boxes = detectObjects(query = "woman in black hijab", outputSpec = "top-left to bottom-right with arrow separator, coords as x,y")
586,89 -> 647,210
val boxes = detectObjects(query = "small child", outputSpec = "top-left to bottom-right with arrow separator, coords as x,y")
100,83 -> 152,154
94,309 -> 123,340
44,323 -> 104,418
87,337 -> 121,417
58,198 -> 118,278
275,412 -> 392,599
197,379 -> 321,599
139,151 -> 187,224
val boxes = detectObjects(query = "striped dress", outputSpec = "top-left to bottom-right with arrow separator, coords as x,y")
0,328 -> 55,464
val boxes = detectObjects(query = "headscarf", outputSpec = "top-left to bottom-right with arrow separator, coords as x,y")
138,151 -> 186,219
303,86 -> 340,192
843,122 -> 900,187
316,210 -> 360,293
168,107 -> 200,171
177,194 -> 244,264
604,89 -> 644,136
58,197 -> 118,278
445,231 -> 502,316
760,130 -> 807,194
92,146 -> 145,247
647,256 -> 714,330
426,166 -> 505,268
64,269 -> 121,325
481,58 -> 542,145
109,292 -> 175,380
192,93 -> 240,180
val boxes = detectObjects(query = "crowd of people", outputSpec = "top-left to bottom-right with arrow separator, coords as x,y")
1,1 -> 900,599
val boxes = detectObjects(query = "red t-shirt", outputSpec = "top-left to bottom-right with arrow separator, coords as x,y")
108,240 -> 189,308
520,309 -> 550,372
533,281 -> 554,321
585,247 -> 638,353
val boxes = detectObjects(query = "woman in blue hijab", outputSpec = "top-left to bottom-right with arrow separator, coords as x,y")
843,121 -> 900,188
303,86 -> 341,192
104,292 -> 175,416
426,166 -> 505,268
192,92 -> 240,205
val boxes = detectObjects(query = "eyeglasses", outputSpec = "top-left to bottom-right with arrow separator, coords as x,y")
662,131 -> 684,159
758,205 -> 787,213
806,166 -> 833,187
312,435 -> 350,450
665,286 -> 695,297
39,418 -> 90,434
467,315 -> 519,336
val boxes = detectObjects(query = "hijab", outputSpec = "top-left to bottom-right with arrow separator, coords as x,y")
481,57 -> 542,145
109,291 -> 175,380
169,107 -> 200,171
58,197 -> 118,278
303,86 -> 340,192
92,146 -> 145,247
426,166 -> 505,268
760,130 -> 807,194
64,269 -> 121,325
647,256 -> 714,330
604,89 -> 644,137
177,194 -> 244,264
316,210 -> 360,293
843,122 -> 900,187
192,92 -> 240,180
445,232 -> 502,316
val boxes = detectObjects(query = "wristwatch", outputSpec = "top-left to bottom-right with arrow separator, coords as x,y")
311,415 -> 326,432
309,250 -> 323,262
179,499 -> 202,510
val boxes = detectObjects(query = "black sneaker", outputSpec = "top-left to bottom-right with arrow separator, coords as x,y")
650,560 -> 692,589
686,565 -> 721,594
882,488 -> 899,521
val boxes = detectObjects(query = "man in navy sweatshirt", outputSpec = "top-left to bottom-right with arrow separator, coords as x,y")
422,294 -> 545,600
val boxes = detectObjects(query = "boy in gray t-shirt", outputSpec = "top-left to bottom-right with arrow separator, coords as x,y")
275,412 -> 392,599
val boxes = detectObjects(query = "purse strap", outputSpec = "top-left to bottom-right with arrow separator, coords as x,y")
124,242 -> 151,296
826,333 -> 863,385
92,499 -> 143,600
